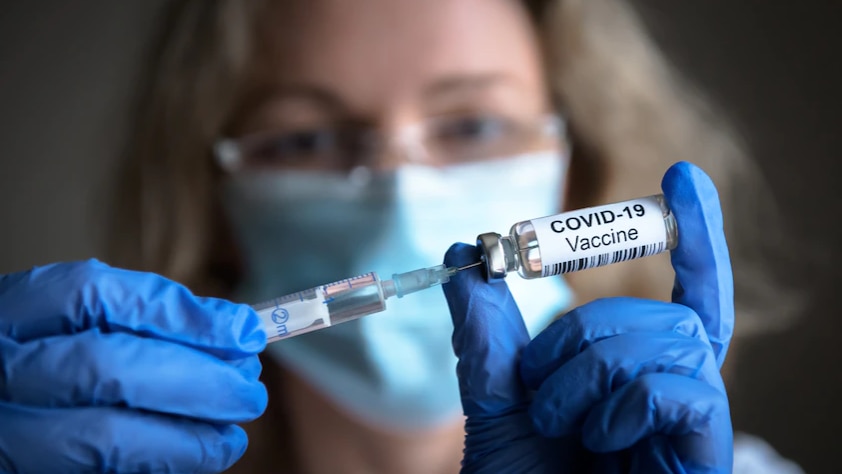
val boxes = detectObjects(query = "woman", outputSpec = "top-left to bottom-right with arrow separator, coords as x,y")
0,0 -> 796,472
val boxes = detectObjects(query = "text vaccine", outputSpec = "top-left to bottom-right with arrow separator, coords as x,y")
476,194 -> 678,281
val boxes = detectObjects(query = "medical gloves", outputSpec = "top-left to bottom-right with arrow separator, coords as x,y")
443,161 -> 734,473
0,262 -> 268,472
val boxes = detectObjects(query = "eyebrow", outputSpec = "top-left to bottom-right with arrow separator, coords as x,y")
422,73 -> 524,100
234,73 -> 522,125
242,85 -> 350,114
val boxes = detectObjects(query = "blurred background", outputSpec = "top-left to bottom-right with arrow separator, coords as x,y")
1,1 -> 839,471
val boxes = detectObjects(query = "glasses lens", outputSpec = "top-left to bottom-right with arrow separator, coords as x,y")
425,115 -> 557,163
238,126 -> 365,171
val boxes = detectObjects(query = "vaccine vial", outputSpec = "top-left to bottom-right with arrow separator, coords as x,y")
477,194 -> 678,281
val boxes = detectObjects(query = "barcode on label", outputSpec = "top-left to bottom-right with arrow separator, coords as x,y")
543,242 -> 666,276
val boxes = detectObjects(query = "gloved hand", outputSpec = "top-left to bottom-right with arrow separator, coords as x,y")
0,261 -> 268,473
443,161 -> 734,473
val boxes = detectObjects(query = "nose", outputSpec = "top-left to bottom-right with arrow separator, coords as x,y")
366,124 -> 429,172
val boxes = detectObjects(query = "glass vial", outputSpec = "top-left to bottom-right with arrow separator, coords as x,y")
477,194 -> 678,281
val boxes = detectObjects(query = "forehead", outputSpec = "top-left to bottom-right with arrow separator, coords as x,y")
249,0 -> 545,113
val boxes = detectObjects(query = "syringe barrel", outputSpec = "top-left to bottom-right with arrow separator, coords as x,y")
254,272 -> 387,344
322,273 -> 387,324
252,287 -> 332,343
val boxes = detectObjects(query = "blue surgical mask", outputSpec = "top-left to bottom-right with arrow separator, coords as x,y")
222,151 -> 573,432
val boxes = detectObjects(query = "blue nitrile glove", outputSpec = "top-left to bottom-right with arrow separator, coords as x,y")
443,161 -> 734,473
0,260 -> 268,473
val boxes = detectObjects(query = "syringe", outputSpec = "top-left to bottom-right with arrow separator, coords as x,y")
253,262 -> 482,343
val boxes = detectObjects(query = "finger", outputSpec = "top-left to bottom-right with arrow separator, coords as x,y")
0,330 -> 267,423
581,373 -> 733,472
520,297 -> 708,390
0,402 -> 249,473
662,162 -> 734,366
0,259 -> 266,358
442,243 -> 530,417
529,333 -> 721,437
228,353 -> 264,380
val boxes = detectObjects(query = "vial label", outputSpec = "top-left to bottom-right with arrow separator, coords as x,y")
531,195 -> 668,277
253,288 -> 331,343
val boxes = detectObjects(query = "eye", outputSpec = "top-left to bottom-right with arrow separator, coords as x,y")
247,128 -> 339,166
432,115 -> 513,144
427,115 -> 524,162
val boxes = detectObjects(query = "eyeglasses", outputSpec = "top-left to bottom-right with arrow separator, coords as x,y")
213,114 -> 565,173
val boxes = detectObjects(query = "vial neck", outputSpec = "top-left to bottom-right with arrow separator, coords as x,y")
499,235 -> 520,275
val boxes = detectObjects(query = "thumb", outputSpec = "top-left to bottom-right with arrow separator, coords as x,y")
442,243 -> 531,417
662,161 -> 734,367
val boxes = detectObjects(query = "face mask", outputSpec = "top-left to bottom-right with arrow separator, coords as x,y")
222,151 -> 573,432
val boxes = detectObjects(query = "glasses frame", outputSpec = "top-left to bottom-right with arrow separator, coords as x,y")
213,113 -> 566,174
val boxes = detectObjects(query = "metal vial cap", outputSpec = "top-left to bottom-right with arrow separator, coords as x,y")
476,232 -> 518,282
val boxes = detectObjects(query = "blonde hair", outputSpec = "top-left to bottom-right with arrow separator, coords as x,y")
111,0 -> 795,332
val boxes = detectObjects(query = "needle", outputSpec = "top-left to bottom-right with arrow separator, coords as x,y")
452,261 -> 483,273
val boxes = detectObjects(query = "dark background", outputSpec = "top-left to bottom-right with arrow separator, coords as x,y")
1,1 -> 840,471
